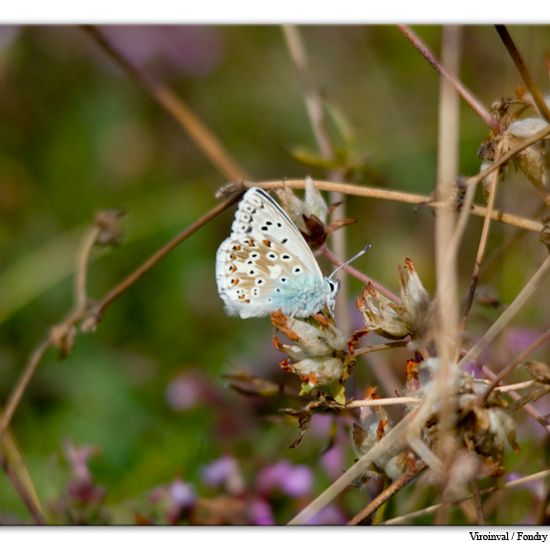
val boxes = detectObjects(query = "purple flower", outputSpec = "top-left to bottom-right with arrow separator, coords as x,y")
463,361 -> 484,379
169,480 -> 196,509
165,373 -> 202,411
99,26 -> 223,78
310,414 -> 333,436
505,328 -> 542,355
320,444 -> 343,479
307,504 -> 346,525
257,460 -> 313,498
248,498 -> 275,525
201,455 -> 245,495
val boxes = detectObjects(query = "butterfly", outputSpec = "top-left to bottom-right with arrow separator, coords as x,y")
216,187 -> 340,319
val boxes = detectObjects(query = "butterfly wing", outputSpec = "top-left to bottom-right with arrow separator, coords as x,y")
216,187 -> 326,318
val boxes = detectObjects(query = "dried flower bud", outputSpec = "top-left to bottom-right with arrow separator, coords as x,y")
94,209 -> 125,247
357,258 -> 431,343
413,358 -> 519,474
271,310 -> 349,402
224,371 -> 282,398
352,419 -> 408,481
273,177 -> 343,248
275,176 -> 328,233
525,360 -> 550,385
499,118 -> 550,200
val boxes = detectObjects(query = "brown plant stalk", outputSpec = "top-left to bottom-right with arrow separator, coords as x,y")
283,25 -> 350,334
495,25 -> 550,124
461,165 -> 502,331
481,327 -> 550,403
243,179 -> 543,233
347,461 -> 427,525
382,468 -> 550,525
80,25 -> 250,182
397,25 -> 498,131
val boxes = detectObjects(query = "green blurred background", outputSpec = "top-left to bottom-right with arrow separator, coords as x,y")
0,25 -> 549,523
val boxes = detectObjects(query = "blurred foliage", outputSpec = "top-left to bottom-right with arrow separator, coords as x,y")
0,25 -> 549,524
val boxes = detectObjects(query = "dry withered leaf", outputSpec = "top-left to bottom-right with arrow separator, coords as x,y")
223,371 -> 282,398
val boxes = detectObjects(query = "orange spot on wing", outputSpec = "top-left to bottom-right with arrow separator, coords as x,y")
262,239 -> 271,247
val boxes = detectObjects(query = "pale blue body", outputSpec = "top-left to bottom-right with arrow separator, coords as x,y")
267,274 -> 337,318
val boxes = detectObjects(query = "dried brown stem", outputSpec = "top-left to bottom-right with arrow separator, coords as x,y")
469,124 -> 550,186
433,27 -> 461,479
459,254 -> 550,369
282,25 -> 334,160
81,25 -> 250,182
347,461 -> 426,525
0,454 -> 46,524
288,404 -> 430,524
495,25 -> 550,124
461,166 -> 501,331
481,366 -> 550,433
283,25 -> 349,333
481,327 -> 550,403
0,336 -> 52,440
479,204 -> 547,280
74,226 -> 101,311
347,396 -> 420,408
353,340 -> 409,357
397,25 -> 498,131
245,179 -> 543,233
0,410 -> 47,523
89,192 -> 241,326
471,480 -> 486,525
383,468 -> 550,525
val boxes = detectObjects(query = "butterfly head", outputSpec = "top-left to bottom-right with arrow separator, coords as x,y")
324,277 -> 341,315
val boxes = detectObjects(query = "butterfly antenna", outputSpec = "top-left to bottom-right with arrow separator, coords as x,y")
329,244 -> 372,279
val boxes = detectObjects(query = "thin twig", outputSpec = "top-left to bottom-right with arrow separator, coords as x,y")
495,380 -> 536,393
80,25 -> 250,182
88,192 -> 242,326
283,25 -> 349,334
319,245 -> 401,303
468,124 -> 550,186
458,254 -> 550,369
495,25 -> 550,124
353,340 -> 409,357
0,222 -> 103,440
0,455 -> 46,524
382,468 -> 550,525
471,480 -> 486,525
244,179 -> 543,233
0,336 -> 52,440
481,366 -> 550,432
347,396 -> 420,408
461,165 -> 501,331
288,404 -> 429,524
74,226 -> 101,312
479,204 -> 547,280
0,410 -> 48,523
347,461 -> 426,525
481,327 -> 550,402
282,25 -> 334,160
397,25 -> 498,131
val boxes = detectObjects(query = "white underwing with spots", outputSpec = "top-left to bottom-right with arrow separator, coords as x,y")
216,187 -> 340,319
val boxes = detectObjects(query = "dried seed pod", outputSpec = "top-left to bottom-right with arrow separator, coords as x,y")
356,258 -> 432,345
271,309 -> 350,403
